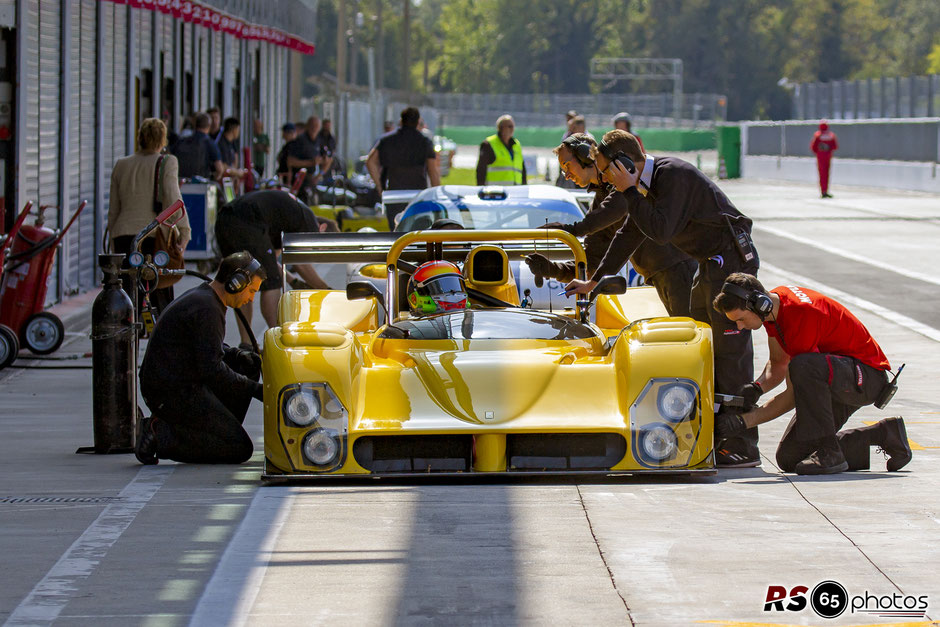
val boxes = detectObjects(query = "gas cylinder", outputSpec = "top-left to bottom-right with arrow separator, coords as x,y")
90,253 -> 136,453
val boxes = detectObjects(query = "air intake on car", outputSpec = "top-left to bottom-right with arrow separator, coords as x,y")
471,249 -> 504,282
353,435 -> 473,472
507,433 -> 627,470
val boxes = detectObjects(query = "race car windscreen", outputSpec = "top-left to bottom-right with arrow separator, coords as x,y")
381,309 -> 597,341
396,198 -> 582,232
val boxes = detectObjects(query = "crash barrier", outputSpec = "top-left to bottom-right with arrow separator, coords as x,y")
440,126 -> 717,152
790,74 -> 940,121
740,118 -> 940,193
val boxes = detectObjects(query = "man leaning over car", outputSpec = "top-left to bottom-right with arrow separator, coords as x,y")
563,129 -> 762,468
526,132 -> 696,317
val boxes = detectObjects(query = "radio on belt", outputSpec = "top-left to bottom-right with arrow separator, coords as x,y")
874,363 -> 904,410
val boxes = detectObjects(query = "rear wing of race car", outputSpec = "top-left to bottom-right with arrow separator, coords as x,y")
280,231 -> 580,267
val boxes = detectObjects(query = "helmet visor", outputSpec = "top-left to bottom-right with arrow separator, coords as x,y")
416,274 -> 465,298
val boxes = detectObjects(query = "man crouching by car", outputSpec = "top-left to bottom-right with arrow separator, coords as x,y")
135,252 -> 265,465
712,273 -> 911,475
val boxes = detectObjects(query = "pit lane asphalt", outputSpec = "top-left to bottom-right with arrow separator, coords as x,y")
1,178 -> 938,627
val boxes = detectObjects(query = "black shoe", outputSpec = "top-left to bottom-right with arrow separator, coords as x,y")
794,446 -> 847,475
878,417 -> 912,471
135,417 -> 159,465
822,192 -> 833,198
716,444 -> 761,468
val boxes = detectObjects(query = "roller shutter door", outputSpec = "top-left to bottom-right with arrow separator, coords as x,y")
66,0 -> 97,291
21,0 -> 62,304
101,1 -> 129,252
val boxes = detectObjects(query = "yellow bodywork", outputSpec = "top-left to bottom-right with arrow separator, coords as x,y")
263,230 -> 714,479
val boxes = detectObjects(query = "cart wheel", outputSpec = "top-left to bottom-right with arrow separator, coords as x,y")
0,324 -> 19,369
21,312 -> 65,355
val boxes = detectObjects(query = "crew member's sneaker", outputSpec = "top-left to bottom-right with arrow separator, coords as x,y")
878,417 -> 912,471
794,446 -> 848,475
135,416 -> 159,465
716,445 -> 761,468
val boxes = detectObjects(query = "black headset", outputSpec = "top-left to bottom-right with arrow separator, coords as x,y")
562,135 -> 595,166
721,282 -> 773,318
224,258 -> 263,294
597,140 -> 637,174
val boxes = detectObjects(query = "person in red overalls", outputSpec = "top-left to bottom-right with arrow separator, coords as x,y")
810,120 -> 838,198
712,273 -> 912,475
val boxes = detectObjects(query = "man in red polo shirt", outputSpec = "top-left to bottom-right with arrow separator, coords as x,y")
711,273 -> 911,475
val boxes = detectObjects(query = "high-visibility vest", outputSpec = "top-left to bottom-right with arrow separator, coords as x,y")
485,134 -> 524,185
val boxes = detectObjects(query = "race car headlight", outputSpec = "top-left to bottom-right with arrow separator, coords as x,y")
657,383 -> 697,422
630,377 -> 701,467
278,383 -> 349,471
303,429 -> 341,466
285,389 -> 320,426
639,423 -> 678,462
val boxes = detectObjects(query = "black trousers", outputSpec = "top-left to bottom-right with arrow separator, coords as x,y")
112,235 -> 175,315
646,258 -> 697,318
143,352 -> 260,464
776,353 -> 888,472
689,250 -> 760,450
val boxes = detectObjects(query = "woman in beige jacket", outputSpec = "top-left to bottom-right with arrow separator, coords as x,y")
109,118 -> 191,313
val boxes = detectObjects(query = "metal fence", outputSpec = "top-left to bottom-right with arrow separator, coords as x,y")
428,92 -> 727,129
744,119 -> 940,162
792,75 -> 940,120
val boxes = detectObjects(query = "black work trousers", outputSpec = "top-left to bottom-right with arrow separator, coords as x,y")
689,250 -> 760,450
144,352 -> 260,464
776,353 -> 888,472
646,258 -> 697,318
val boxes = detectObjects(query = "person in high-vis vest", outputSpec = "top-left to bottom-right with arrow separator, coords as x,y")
476,115 -> 526,185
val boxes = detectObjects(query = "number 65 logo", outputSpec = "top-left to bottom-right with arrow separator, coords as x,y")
811,581 -> 848,618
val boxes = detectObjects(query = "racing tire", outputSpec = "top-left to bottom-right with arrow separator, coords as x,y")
21,312 -> 65,355
0,324 -> 19,369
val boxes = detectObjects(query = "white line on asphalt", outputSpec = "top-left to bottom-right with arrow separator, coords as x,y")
753,224 -> 940,287
3,466 -> 174,627
761,261 -> 940,343
188,488 -> 296,627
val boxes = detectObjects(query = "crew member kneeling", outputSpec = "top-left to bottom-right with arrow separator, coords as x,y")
712,273 -> 911,475
135,252 -> 266,465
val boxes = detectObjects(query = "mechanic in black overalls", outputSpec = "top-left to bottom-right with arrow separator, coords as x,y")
135,252 -> 266,465
525,133 -> 697,317
564,130 -> 762,468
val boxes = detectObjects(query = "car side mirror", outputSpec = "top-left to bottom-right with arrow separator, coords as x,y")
579,275 -> 627,324
589,275 -> 627,300
346,281 -> 388,320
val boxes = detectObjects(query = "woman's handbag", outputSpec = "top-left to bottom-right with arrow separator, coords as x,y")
153,154 -> 185,289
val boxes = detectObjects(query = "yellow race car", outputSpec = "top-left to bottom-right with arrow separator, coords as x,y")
262,229 -> 717,480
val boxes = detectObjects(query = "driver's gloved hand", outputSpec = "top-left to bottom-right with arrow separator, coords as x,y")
715,412 -> 747,440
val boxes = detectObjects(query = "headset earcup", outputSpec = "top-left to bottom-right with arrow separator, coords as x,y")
574,142 -> 592,165
225,269 -> 247,294
753,293 -> 773,317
